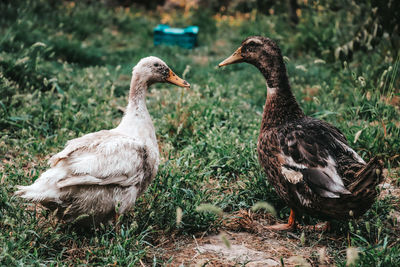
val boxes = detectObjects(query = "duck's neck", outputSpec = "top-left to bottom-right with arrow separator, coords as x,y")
253,55 -> 305,129
128,69 -> 148,108
116,70 -> 156,144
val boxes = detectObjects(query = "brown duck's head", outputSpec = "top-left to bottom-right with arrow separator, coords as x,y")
218,36 -> 282,67
218,36 -> 291,91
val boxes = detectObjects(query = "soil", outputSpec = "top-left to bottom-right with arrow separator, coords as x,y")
150,210 -> 335,266
149,169 -> 400,266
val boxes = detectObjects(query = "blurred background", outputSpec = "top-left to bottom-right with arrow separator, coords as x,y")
0,0 -> 399,266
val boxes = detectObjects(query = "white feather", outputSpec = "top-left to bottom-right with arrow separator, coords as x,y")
295,191 -> 312,206
244,37 -> 264,45
319,155 -> 345,187
280,154 -> 307,169
281,151 -> 350,197
14,57 -> 170,222
281,166 -> 303,184
336,139 -> 366,164
267,85 -> 277,96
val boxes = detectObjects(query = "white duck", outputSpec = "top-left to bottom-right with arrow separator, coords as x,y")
15,56 -> 190,226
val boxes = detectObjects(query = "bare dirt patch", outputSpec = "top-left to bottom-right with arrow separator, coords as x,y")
150,211 -> 337,266
151,229 -> 334,266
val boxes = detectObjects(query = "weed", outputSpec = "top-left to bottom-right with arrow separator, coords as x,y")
0,0 -> 399,265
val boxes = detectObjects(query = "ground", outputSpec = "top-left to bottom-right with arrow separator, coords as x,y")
1,1 -> 399,266
152,212 -> 335,266
151,170 -> 400,266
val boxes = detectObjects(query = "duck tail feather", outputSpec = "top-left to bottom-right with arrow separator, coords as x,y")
348,156 -> 384,194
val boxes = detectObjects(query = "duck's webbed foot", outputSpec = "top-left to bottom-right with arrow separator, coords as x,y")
266,209 -> 296,231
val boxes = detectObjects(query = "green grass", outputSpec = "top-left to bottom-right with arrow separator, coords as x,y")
1,0 -> 399,265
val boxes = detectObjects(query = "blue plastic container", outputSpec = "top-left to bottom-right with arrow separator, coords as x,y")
154,24 -> 199,49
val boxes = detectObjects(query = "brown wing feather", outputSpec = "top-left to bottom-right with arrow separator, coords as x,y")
278,117 -> 357,198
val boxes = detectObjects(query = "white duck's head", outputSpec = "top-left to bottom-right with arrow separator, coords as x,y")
132,56 -> 190,88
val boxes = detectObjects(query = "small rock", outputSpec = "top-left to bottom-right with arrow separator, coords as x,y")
380,183 -> 394,190
246,259 -> 280,266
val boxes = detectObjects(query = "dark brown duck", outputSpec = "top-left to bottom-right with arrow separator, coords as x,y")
219,36 -> 384,230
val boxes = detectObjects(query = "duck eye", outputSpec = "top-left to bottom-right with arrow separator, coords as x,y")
154,63 -> 159,67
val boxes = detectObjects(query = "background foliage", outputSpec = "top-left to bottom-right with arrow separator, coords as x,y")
0,0 -> 399,265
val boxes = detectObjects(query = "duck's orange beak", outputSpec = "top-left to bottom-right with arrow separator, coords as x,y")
166,69 -> 190,88
218,46 -> 244,67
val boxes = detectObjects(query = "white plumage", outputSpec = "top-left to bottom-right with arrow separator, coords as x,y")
15,57 -> 189,226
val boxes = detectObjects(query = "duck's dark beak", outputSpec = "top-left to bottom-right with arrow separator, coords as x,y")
166,69 -> 190,88
218,46 -> 244,67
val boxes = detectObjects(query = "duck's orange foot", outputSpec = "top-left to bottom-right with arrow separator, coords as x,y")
265,223 -> 296,231
266,209 -> 296,231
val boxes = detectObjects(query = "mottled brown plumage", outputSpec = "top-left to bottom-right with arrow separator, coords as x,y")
219,36 -> 384,228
